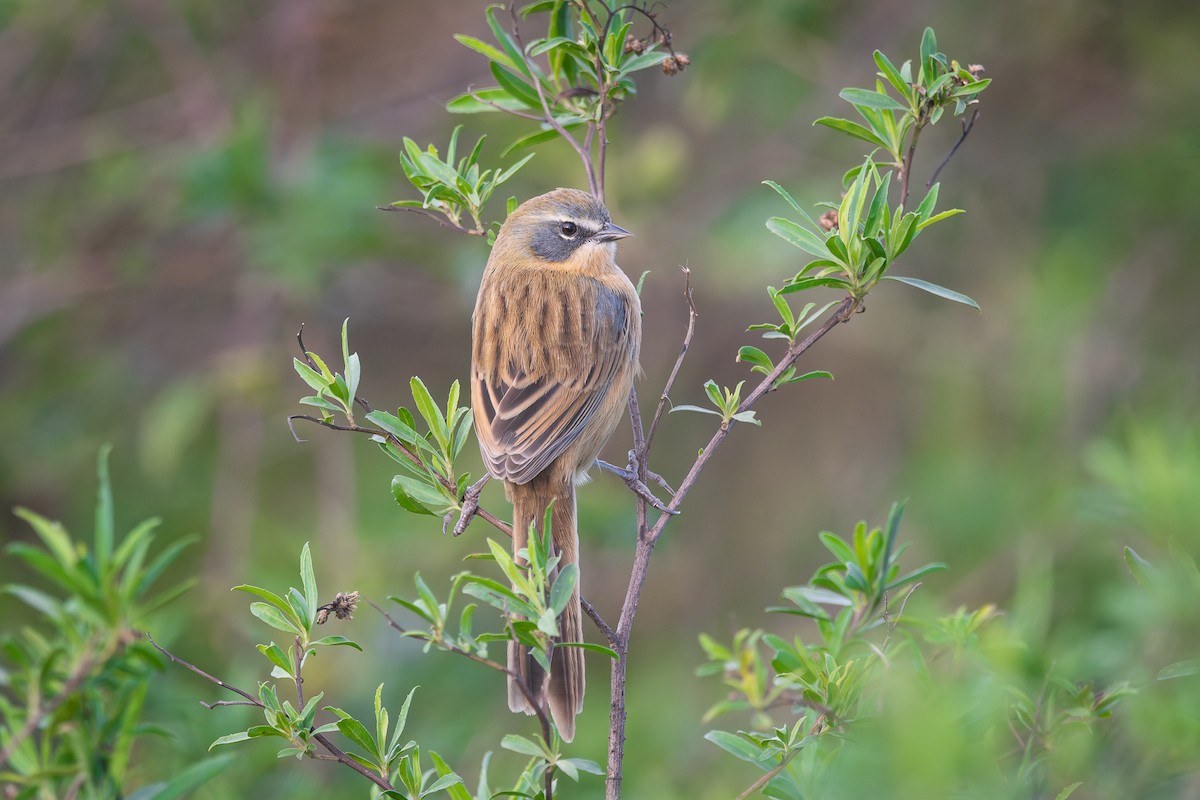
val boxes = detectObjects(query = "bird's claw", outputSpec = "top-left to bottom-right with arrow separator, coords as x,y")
596,456 -> 679,516
452,474 -> 492,536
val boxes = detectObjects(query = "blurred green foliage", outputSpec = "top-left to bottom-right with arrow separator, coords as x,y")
2,0 -> 1199,797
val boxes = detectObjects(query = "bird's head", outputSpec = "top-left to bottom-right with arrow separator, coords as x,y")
496,187 -> 632,266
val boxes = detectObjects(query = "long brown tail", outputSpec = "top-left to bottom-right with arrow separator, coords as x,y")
508,473 -> 584,742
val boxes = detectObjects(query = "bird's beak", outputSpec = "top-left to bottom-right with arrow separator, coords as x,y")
595,221 -> 633,242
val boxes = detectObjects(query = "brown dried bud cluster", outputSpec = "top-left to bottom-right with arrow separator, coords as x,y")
624,33 -> 645,55
316,590 -> 360,624
661,52 -> 690,76
819,210 -> 839,232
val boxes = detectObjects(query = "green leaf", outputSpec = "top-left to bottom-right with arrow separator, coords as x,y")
250,602 -> 302,635
500,734 -> 546,758
300,542 -> 317,626
392,475 -> 444,516
557,640 -> 619,660
411,377 -> 449,451
766,217 -> 830,259
813,117 -> 889,149
257,643 -> 295,677
920,27 -> 937,68
454,34 -> 520,71
882,276 -> 980,309
704,730 -> 771,767
915,182 -> 941,223
916,208 -> 964,231
738,346 -> 774,373
446,87 -> 529,114
762,181 -> 821,232
885,562 -> 948,591
209,732 -> 252,750
310,635 -> 363,651
873,50 -> 909,96
13,507 -> 77,571
951,78 -> 991,97
548,563 -> 578,616
839,87 -> 907,112
501,123 -> 584,157
1054,783 -> 1084,800
95,445 -> 115,572
1123,546 -> 1154,587
335,716 -> 380,765
127,754 -> 233,800
490,62 -> 541,108
1158,660 -> 1200,681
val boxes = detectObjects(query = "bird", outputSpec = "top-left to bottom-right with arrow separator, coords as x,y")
470,187 -> 641,742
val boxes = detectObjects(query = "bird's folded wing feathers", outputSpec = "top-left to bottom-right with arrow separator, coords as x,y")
473,284 -> 629,485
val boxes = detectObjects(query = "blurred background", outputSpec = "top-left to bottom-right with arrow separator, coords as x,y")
2,0 -> 1199,797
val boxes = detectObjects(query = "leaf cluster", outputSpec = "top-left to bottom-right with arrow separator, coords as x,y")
1,449 -> 226,799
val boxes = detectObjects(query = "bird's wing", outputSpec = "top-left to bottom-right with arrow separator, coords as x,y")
473,279 -> 631,485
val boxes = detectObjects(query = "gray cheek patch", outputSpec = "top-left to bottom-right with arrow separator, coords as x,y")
531,227 -> 585,263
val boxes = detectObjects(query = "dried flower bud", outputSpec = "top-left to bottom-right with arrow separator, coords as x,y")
819,210 -> 839,232
624,33 -> 644,55
968,63 -> 985,78
661,52 -> 690,76
316,590 -> 360,624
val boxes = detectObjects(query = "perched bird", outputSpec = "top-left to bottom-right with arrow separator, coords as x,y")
471,188 -> 641,742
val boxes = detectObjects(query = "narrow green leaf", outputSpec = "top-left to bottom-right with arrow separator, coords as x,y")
920,27 -> 937,68
250,602 -> 302,635
873,50 -> 908,96
454,34 -> 520,71
766,217 -> 830,259
500,734 -> 546,758
1123,546 -> 1154,587
839,87 -> 907,112
882,276 -> 980,309
299,543 -> 317,626
813,117 -> 888,149
490,62 -> 541,108
95,445 -> 115,572
1158,661 -> 1200,681
1054,783 -> 1084,800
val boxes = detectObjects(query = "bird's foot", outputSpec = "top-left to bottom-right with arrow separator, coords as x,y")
450,473 -> 492,536
596,454 -> 679,515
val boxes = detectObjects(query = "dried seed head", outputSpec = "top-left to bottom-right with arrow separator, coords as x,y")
819,210 -> 839,232
661,52 -> 690,76
968,63 -> 986,78
316,591 -> 360,624
624,33 -> 644,55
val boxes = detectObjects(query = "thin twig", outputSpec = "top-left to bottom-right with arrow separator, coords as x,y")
200,700 -> 260,709
147,634 -> 258,704
369,600 -> 553,738
900,118 -> 923,208
508,5 -> 596,196
287,414 -> 513,537
926,108 -> 980,189
377,204 -> 485,236
149,635 -> 394,792
645,266 -> 697,454
293,636 -> 305,709
733,749 -> 800,800
581,596 -> 617,648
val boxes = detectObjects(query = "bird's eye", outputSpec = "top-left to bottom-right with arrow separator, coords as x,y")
559,221 -> 578,238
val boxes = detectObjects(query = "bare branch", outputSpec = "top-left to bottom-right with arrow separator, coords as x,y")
926,108 -> 980,189
377,204 -> 485,236
645,266 -> 697,454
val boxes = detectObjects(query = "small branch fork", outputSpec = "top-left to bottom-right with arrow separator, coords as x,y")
145,634 -> 395,793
